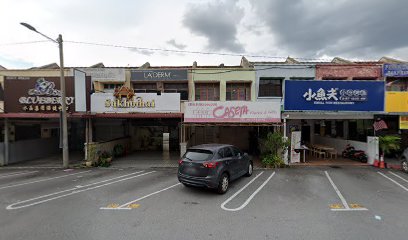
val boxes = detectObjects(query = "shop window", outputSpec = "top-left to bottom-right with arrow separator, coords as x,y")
335,121 -> 344,138
258,78 -> 283,97
324,121 -> 332,136
133,83 -> 157,93
163,82 -> 188,100
15,125 -> 41,141
226,82 -> 251,101
195,83 -> 220,101
103,83 -> 122,93
314,122 -> 320,134
386,77 -> 408,91
348,119 -> 373,142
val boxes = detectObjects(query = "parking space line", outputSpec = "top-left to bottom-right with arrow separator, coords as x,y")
389,172 -> 408,183
100,182 -> 182,210
6,171 -> 155,210
221,171 -> 275,212
325,171 -> 368,211
0,170 -> 92,190
0,171 -> 39,179
378,172 -> 408,192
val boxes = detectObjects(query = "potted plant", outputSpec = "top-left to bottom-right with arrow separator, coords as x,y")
379,135 -> 401,158
260,132 -> 290,168
113,144 -> 125,157
98,151 -> 113,167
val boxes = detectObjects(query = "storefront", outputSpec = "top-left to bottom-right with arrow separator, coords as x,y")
90,83 -> 182,157
182,101 -> 281,156
284,79 -> 385,164
383,63 -> 408,149
0,73 -> 90,165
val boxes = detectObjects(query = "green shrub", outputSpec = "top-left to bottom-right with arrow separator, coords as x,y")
113,144 -> 125,157
262,153 -> 285,168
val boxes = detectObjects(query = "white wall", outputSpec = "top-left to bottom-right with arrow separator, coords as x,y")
314,135 -> 367,154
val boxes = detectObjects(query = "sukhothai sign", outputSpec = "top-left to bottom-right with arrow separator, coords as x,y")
131,69 -> 188,81
184,101 -> 281,123
91,89 -> 180,113
4,77 -> 75,113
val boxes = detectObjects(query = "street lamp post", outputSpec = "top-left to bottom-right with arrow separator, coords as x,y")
21,23 -> 69,168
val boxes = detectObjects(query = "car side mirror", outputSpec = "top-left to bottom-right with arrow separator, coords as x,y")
237,153 -> 242,158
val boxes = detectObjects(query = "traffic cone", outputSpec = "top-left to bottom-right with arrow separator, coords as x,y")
373,158 -> 379,167
379,155 -> 385,169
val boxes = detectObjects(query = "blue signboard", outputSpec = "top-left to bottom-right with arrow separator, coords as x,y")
383,64 -> 408,77
284,80 -> 385,111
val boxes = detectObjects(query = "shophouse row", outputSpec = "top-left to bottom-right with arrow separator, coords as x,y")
0,56 -> 407,166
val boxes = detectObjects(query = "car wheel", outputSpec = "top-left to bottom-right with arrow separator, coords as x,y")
402,158 -> 408,173
245,161 -> 253,177
217,173 -> 229,194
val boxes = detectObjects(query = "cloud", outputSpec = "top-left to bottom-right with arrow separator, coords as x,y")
249,0 -> 408,59
166,39 -> 187,50
129,48 -> 155,56
182,0 -> 245,53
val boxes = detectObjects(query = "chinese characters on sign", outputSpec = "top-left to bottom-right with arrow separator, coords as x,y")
302,88 -> 367,104
18,78 -> 75,112
284,80 -> 384,111
383,64 -> 408,77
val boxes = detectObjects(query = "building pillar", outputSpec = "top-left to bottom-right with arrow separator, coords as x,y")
3,118 -> 9,166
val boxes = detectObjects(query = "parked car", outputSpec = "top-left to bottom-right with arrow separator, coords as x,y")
178,144 -> 253,194
401,147 -> 408,173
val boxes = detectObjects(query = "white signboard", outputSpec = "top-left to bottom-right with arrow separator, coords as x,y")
184,101 -> 281,123
74,69 -> 86,112
91,92 -> 180,113
290,131 -> 301,163
75,68 -> 125,82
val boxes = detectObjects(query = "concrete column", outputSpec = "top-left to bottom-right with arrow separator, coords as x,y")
3,118 -> 9,166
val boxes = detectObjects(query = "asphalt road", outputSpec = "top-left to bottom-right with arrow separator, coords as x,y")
0,166 -> 408,240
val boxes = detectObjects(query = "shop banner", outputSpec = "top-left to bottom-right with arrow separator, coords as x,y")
386,92 -> 408,112
184,101 -> 281,123
400,116 -> 408,130
4,76 -> 76,113
284,80 -> 385,111
74,68 -> 125,82
290,131 -> 301,163
383,63 -> 408,77
91,92 -> 180,113
131,69 -> 188,81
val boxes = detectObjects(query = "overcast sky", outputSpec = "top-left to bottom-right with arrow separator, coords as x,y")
0,0 -> 407,69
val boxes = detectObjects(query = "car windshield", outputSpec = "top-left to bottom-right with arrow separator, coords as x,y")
184,149 -> 213,161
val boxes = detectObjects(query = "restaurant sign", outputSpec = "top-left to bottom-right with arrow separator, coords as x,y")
4,77 -> 75,113
284,80 -> 385,111
184,101 -> 281,123
383,64 -> 408,77
131,69 -> 188,81
91,86 -> 180,113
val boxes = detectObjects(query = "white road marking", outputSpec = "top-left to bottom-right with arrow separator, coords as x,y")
6,171 -> 154,210
378,172 -> 408,192
0,170 -> 92,190
389,172 -> 408,184
0,171 -> 39,179
325,171 -> 368,211
100,182 -> 182,210
221,171 -> 275,212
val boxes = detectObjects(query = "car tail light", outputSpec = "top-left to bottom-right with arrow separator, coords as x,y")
203,162 -> 219,168
178,159 -> 183,165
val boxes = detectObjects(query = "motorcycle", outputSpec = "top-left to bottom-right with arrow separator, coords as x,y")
342,144 -> 368,163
